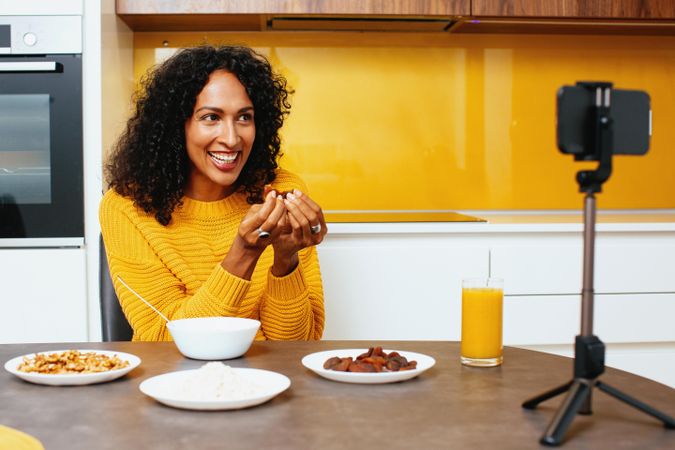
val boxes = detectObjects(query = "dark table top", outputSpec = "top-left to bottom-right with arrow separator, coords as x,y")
1,341 -> 673,450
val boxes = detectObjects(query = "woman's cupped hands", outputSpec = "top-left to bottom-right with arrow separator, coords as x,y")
238,188 -> 327,256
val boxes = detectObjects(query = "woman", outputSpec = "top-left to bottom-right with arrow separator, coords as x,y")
100,45 -> 326,341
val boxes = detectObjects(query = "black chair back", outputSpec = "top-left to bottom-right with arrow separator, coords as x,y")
100,236 -> 134,341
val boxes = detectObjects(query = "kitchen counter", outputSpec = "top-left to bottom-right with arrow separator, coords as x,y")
325,211 -> 675,234
324,211 -> 484,223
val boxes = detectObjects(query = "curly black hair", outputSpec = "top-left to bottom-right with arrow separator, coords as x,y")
106,45 -> 291,225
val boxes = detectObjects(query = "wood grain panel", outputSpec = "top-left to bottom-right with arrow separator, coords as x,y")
268,17 -> 454,32
453,18 -> 675,35
116,0 -> 469,16
118,14 -> 266,32
472,0 -> 675,19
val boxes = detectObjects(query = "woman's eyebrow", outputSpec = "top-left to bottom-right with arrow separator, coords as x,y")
194,106 -> 224,114
194,106 -> 254,114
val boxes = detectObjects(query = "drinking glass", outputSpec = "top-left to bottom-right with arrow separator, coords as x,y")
461,278 -> 504,367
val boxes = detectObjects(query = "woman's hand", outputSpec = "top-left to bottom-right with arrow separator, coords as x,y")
221,190 -> 286,279
238,190 -> 287,249
271,189 -> 327,277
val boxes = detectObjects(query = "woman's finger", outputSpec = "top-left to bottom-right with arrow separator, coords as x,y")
285,202 -> 326,247
286,208 -> 306,242
277,207 -> 292,234
284,194 -> 312,235
258,196 -> 286,237
286,190 -> 327,238
246,190 -> 277,228
297,190 -> 327,233
239,191 -> 280,244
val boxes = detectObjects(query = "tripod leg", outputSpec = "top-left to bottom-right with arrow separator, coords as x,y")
522,380 -> 573,409
596,381 -> 675,429
579,390 -> 593,415
540,380 -> 592,446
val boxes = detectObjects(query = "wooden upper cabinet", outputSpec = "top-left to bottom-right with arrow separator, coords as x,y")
116,0 -> 469,16
116,0 -> 470,31
116,0 -> 675,33
472,0 -> 675,19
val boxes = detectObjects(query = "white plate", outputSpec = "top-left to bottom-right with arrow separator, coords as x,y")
302,349 -> 436,384
4,349 -> 141,386
139,368 -> 291,411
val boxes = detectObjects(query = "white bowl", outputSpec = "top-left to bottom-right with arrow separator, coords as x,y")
167,317 -> 260,360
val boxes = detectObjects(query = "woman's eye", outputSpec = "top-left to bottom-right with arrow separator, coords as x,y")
200,113 -> 219,122
238,113 -> 253,122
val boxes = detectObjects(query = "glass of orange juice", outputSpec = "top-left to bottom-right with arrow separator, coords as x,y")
461,278 -> 504,367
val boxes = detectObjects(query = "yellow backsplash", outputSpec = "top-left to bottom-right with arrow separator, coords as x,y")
133,32 -> 675,211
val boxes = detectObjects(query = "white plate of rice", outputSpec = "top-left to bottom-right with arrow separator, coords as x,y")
139,362 -> 290,410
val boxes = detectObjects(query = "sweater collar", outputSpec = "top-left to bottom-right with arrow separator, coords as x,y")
178,192 -> 249,218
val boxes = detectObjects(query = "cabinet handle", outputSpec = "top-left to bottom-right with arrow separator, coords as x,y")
0,61 -> 61,72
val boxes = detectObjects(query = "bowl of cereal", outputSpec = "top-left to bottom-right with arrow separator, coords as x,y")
167,317 -> 260,360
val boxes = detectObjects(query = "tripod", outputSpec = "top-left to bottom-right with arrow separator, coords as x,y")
521,82 -> 675,446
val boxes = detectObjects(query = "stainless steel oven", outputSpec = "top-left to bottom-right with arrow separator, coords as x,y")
0,15 -> 83,246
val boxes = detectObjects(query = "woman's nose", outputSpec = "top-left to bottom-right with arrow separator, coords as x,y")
218,120 -> 240,148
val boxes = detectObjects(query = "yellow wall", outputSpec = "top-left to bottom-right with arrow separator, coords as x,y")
133,32 -> 675,211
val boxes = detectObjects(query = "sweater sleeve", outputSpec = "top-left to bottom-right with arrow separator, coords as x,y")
99,192 -> 252,341
259,245 -> 325,340
257,169 -> 326,340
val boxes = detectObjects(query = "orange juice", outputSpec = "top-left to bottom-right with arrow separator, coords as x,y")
461,282 -> 503,367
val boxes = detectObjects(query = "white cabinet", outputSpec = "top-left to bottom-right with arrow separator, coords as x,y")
322,221 -> 675,343
503,295 -> 580,345
518,342 -> 675,389
595,237 -> 675,293
319,233 -> 489,340
491,234 -> 675,295
504,293 -> 675,345
491,240 -> 582,295
0,248 -> 88,343
492,232 -> 675,352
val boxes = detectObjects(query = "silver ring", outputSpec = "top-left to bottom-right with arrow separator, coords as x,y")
257,228 -> 270,239
310,223 -> 322,235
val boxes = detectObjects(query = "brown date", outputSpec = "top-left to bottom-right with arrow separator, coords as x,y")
324,346 -> 417,373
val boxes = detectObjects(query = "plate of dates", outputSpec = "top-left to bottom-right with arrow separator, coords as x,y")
301,346 -> 435,384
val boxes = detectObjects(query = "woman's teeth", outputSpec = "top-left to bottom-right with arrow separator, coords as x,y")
208,151 -> 237,163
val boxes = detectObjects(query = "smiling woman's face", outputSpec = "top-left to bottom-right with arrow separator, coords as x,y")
184,70 -> 256,201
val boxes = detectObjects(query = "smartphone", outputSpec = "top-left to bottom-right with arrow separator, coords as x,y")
557,85 -> 651,159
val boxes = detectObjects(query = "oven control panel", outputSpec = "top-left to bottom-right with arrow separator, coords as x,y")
0,16 -> 81,55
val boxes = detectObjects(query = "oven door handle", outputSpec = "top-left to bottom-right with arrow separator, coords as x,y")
0,61 -> 63,72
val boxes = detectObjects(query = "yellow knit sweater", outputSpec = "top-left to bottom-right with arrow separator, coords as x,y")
99,169 -> 325,341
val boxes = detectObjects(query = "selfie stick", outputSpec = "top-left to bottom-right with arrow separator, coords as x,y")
521,81 -> 675,446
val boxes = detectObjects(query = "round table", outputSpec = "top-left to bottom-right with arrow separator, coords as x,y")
1,341 -> 673,449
